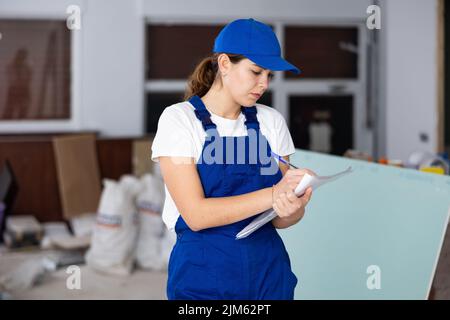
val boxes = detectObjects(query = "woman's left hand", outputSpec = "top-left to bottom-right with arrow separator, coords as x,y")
273,187 -> 313,223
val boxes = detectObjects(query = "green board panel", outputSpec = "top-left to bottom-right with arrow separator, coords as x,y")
280,150 -> 450,299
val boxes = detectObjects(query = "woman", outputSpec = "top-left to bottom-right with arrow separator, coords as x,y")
151,18 -> 313,300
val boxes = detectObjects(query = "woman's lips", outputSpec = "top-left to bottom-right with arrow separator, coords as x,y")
250,93 -> 261,99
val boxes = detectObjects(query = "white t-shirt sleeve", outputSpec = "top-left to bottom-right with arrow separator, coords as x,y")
274,111 -> 296,157
151,107 -> 196,162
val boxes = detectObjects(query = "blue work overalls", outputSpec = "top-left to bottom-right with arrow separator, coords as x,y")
167,95 -> 298,300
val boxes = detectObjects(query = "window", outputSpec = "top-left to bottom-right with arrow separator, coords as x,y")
282,25 -> 367,155
145,24 -> 274,134
284,26 -> 358,79
146,92 -> 184,133
146,24 -> 224,80
145,22 -> 368,155
0,20 -> 71,120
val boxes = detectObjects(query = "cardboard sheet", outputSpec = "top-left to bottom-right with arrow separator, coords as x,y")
132,136 -> 154,177
53,134 -> 101,219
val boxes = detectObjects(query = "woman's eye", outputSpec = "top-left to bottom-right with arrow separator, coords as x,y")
252,70 -> 274,80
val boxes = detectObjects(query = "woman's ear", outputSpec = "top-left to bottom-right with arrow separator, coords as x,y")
217,53 -> 231,76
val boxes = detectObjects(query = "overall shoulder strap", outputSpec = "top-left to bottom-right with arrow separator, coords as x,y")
188,95 -> 217,132
241,106 -> 260,131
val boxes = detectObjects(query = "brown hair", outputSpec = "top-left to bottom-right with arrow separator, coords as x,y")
184,53 -> 246,100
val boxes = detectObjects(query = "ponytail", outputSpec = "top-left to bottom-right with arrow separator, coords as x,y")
184,55 -> 218,100
184,53 -> 246,100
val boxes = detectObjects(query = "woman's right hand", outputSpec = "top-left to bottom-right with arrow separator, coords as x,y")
272,168 -> 315,202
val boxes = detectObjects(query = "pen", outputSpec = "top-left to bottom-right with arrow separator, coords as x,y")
271,151 -> 299,169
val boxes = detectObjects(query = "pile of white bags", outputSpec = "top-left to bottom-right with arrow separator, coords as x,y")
85,173 -> 174,276
136,175 -> 173,270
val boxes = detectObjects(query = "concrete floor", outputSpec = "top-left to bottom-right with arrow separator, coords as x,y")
0,249 -> 167,300
430,225 -> 450,300
2,230 -> 450,300
17,267 -> 167,300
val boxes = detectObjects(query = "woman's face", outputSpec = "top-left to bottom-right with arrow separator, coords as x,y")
221,57 -> 274,107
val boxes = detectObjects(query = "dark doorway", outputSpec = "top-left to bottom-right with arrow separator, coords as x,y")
289,95 -> 353,156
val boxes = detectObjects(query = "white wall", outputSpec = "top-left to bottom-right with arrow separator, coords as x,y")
0,0 -> 144,136
0,0 -> 442,158
0,0 -> 369,137
81,0 -> 144,136
381,0 -> 439,160
142,0 -> 369,21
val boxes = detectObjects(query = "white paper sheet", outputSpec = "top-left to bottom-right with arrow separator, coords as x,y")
235,166 -> 353,239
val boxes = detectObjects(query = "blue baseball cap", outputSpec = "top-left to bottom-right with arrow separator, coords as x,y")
213,18 -> 300,74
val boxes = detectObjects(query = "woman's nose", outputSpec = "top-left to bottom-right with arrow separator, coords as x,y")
259,75 -> 269,90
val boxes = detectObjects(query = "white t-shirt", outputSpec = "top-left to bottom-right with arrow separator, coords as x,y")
151,100 -> 296,230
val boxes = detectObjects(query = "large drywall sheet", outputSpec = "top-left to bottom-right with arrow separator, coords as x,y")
280,150 -> 450,299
